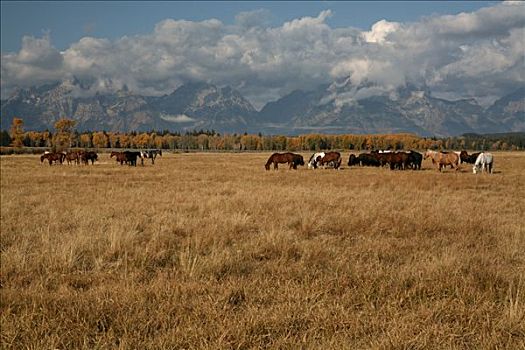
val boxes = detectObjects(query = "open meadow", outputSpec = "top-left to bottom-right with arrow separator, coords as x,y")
1,151 -> 524,349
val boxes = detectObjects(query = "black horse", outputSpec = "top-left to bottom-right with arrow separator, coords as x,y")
124,151 -> 142,166
81,151 -> 98,165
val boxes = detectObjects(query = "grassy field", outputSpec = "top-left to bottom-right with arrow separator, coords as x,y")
1,151 -> 524,349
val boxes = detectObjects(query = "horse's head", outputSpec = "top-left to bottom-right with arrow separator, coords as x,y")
110,151 -> 117,158
40,154 -> 45,162
423,150 -> 432,159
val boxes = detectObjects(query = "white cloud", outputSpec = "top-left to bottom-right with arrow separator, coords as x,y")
362,19 -> 400,44
159,114 -> 195,123
1,3 -> 524,107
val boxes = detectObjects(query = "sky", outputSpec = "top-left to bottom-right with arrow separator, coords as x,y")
1,1 -> 524,108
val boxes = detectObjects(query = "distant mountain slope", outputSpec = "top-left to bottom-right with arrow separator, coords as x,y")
486,87 -> 525,131
1,80 -> 257,133
256,81 -> 514,136
1,78 -> 523,136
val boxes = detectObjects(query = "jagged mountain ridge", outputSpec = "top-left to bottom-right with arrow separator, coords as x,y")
259,80 -> 518,136
1,78 -> 523,136
1,79 -> 258,132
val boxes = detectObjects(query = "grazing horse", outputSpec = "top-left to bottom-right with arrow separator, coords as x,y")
473,152 -> 494,174
347,153 -> 381,167
308,152 -> 325,169
460,151 -> 481,164
265,152 -> 304,170
424,150 -> 459,171
124,151 -> 142,166
347,154 -> 358,166
140,149 -> 162,165
110,151 -> 128,165
40,152 -> 65,165
318,151 -> 342,169
407,151 -> 423,170
81,151 -> 98,165
384,152 -> 410,170
65,151 -> 80,165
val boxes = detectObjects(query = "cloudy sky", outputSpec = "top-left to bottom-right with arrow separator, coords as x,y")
1,1 -> 524,108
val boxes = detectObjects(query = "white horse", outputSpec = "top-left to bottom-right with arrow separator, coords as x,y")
308,152 -> 325,169
473,152 -> 494,174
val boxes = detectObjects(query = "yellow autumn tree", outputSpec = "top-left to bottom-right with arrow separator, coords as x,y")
92,131 -> 109,149
9,117 -> 25,147
53,118 -> 77,149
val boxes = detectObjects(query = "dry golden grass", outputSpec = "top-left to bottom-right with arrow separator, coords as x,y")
1,151 -> 524,349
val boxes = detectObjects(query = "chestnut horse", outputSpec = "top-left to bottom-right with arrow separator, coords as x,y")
110,151 -> 142,166
265,152 -> 304,170
424,150 -> 459,171
40,152 -> 65,165
110,151 -> 128,165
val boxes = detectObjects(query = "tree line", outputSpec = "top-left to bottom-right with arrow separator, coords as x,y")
2,117 -> 524,152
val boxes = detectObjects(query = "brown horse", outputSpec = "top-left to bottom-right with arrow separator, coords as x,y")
65,151 -> 81,165
424,150 -> 459,171
40,152 -> 65,165
318,151 -> 342,169
110,151 -> 128,165
265,152 -> 304,170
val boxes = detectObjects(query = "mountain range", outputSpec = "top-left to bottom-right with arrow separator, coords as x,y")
1,78 -> 523,136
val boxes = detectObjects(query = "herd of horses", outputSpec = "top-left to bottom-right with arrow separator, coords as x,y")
40,149 -> 162,166
39,148 -> 494,174
265,150 -> 494,174
41,150 -> 98,165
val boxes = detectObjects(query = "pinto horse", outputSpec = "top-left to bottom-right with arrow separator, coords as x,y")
424,150 -> 459,171
40,152 -> 65,165
265,152 -> 304,170
140,149 -> 162,165
318,151 -> 342,169
308,152 -> 325,169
